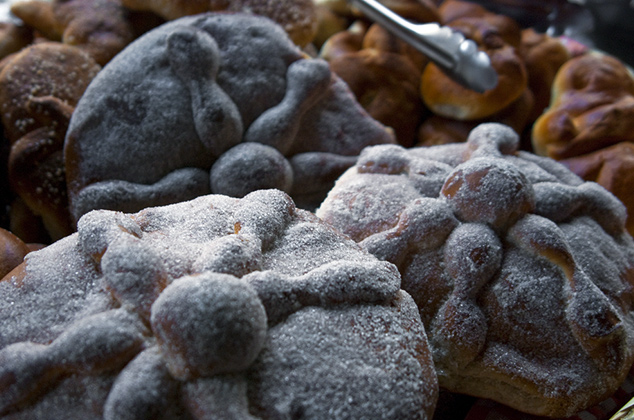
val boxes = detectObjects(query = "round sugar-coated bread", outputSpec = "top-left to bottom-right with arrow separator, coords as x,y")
0,189 -> 438,419
64,13 -> 394,222
317,122 -> 634,418
420,6 -> 527,121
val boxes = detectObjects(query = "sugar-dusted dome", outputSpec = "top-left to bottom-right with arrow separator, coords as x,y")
64,13 -> 395,223
0,189 -> 437,419
317,123 -> 634,418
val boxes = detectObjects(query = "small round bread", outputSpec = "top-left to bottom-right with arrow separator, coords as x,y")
9,0 -> 60,41
0,189 -> 438,419
362,23 -> 429,72
519,28 -> 570,122
317,122 -> 634,418
416,87 -> 534,147
532,53 -> 634,160
417,114 -> 476,146
318,20 -> 367,61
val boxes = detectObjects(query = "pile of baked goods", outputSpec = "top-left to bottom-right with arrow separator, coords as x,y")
315,0 -> 634,238
2,0 -> 634,418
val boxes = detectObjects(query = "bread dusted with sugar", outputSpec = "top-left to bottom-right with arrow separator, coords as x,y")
64,13 -> 395,223
0,189 -> 438,419
0,42 -> 102,241
317,123 -> 634,418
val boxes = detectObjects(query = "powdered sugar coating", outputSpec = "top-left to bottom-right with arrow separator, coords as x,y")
210,142 -> 294,198
317,122 -> 634,417
441,158 -> 535,230
65,12 -> 395,222
0,189 -> 437,418
248,292 -> 438,419
150,272 -> 267,380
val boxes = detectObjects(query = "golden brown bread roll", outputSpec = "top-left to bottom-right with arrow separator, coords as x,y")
416,87 -> 534,147
421,2 -> 528,121
442,11 -> 522,48
318,20 -> 367,62
532,53 -> 634,159
416,114 -> 476,146
362,22 -> 429,72
421,42 -> 528,120
9,0 -> 60,41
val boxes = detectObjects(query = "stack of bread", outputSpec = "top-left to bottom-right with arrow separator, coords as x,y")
1,0 -> 634,418
316,0 -> 572,150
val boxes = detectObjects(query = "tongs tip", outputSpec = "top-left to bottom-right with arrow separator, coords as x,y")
347,0 -> 499,93
454,42 -> 499,93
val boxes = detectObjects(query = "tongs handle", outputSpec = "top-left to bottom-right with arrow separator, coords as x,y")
347,0 -> 498,93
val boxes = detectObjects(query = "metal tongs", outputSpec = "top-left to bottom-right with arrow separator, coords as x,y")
347,0 -> 499,93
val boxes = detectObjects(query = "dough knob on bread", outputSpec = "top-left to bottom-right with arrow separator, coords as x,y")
150,272 -> 267,380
